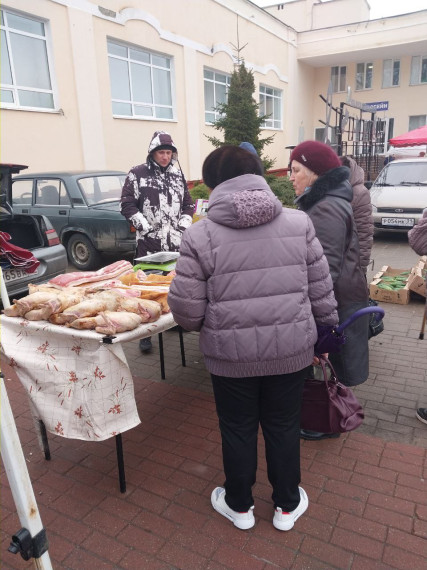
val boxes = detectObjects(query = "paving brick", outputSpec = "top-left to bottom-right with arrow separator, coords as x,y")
213,544 -> 265,570
157,541 -> 208,569
291,553 -> 337,569
83,506 -> 129,537
368,491 -> 416,516
132,509 -> 176,539
81,530 -> 130,564
379,456 -> 424,477
309,461 -> 352,483
383,545 -> 427,570
350,471 -> 396,494
301,535 -> 353,568
170,527 -> 219,558
163,502 -> 210,529
50,493 -> 94,520
169,468 -> 211,494
353,460 -> 398,482
323,479 -> 370,503
363,504 -> 413,532
62,546 -> 116,568
413,518 -> 427,539
337,512 -> 387,542
351,555 -> 399,570
317,491 -> 365,517
119,550 -> 171,569
116,524 -> 165,555
127,488 -> 170,515
331,527 -> 384,559
244,535 -> 297,567
47,513 -> 92,543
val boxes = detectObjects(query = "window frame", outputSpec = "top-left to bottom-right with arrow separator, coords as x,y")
0,7 -> 56,111
331,65 -> 347,93
410,55 -> 427,85
382,58 -> 400,88
259,84 -> 283,130
355,62 -> 373,91
408,115 -> 427,131
107,38 -> 175,121
203,68 -> 231,124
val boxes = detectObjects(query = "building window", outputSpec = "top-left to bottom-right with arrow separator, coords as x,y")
107,40 -> 174,119
382,59 -> 400,88
356,62 -> 373,90
204,69 -> 230,123
409,115 -> 426,130
331,66 -> 346,93
410,56 -> 427,85
0,8 -> 54,110
259,85 -> 282,129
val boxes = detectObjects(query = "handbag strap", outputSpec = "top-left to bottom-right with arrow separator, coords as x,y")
319,356 -> 339,385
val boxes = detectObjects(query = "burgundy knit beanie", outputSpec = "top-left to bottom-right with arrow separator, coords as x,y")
290,141 -> 341,176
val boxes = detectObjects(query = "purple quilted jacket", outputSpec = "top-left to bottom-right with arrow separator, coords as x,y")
168,174 -> 338,378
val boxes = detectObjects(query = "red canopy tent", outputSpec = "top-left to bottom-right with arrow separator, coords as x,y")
389,125 -> 427,147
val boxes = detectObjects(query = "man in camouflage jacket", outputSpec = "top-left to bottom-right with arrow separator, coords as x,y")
121,131 -> 194,258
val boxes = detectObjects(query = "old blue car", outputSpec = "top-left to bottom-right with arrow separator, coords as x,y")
12,170 -> 135,270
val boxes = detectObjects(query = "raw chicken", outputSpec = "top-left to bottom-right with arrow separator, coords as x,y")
13,291 -> 60,316
116,297 -> 161,322
95,312 -> 143,334
62,290 -> 120,320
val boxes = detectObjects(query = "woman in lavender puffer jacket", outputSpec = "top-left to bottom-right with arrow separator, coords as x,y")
168,145 -> 338,532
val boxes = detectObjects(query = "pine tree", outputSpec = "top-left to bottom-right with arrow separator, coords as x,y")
206,62 -> 275,170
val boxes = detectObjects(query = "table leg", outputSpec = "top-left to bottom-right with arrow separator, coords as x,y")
115,434 -> 126,494
158,333 -> 165,380
178,326 -> 186,367
39,421 -> 51,461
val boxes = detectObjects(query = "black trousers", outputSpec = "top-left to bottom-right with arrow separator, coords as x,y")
211,367 -> 309,513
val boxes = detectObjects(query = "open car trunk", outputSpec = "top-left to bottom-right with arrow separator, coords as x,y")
2,214 -> 45,251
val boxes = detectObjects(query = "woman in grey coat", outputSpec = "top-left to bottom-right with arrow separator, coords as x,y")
290,141 -> 370,440
168,145 -> 338,532
341,156 -> 374,274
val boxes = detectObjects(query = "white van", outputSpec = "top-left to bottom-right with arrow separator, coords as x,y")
370,158 -> 427,233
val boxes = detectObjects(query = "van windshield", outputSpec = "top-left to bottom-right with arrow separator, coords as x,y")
375,162 -> 427,186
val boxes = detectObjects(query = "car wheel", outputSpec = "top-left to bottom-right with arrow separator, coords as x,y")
67,234 -> 100,270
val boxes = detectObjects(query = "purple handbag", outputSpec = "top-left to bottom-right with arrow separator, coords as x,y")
301,356 -> 364,433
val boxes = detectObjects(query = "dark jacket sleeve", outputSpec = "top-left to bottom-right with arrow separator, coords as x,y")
352,184 -> 373,271
408,210 -> 427,256
168,225 -> 208,331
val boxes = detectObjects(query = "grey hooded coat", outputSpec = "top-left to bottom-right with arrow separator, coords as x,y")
168,174 -> 338,378
295,166 -> 369,386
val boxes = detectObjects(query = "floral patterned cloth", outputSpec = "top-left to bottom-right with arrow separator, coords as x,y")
1,313 -> 175,441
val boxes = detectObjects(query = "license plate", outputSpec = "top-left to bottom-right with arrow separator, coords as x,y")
381,217 -> 415,227
2,267 -> 38,283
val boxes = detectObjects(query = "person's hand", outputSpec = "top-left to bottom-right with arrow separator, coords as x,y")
312,353 -> 328,366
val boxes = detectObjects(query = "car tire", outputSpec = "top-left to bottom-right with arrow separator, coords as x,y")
67,233 -> 100,270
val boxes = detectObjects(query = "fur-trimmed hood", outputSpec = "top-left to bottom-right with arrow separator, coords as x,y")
295,166 -> 352,211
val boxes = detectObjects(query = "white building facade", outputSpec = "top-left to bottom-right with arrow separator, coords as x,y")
1,0 -> 426,178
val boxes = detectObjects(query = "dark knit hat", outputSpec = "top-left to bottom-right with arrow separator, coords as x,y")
290,141 -> 341,176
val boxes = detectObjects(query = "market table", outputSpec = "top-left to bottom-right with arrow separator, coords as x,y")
0,312 -> 182,492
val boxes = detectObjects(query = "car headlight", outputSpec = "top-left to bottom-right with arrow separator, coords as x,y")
371,204 -> 377,213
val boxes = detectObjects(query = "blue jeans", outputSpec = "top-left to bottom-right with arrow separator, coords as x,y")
211,367 -> 309,512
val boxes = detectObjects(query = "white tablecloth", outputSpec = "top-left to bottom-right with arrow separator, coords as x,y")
0,313 -> 176,441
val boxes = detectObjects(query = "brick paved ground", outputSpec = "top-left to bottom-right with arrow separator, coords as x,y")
1,233 -> 426,569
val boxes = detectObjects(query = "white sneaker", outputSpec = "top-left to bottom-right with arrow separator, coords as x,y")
211,487 -> 255,530
273,487 -> 308,531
